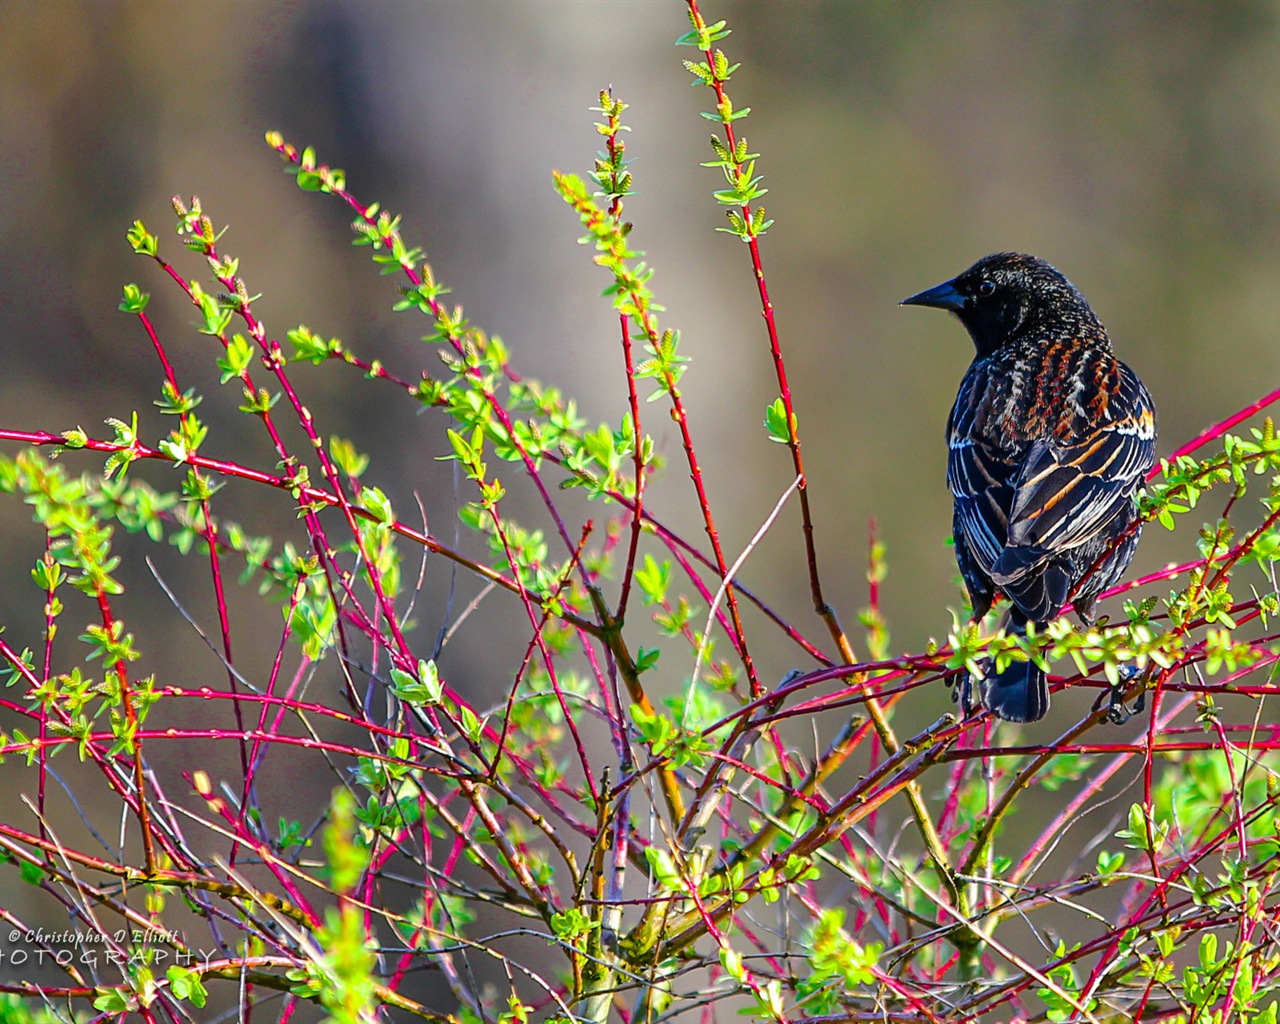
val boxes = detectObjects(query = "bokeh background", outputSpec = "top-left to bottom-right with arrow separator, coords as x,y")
1,0 -> 1278,1002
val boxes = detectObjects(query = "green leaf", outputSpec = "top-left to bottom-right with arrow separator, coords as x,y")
359,486 -> 393,524
118,283 -> 150,314
550,907 -> 595,941
217,333 -> 255,383
93,988 -> 135,1013
764,397 -> 791,443
389,659 -> 442,705
634,554 -> 671,605
458,703 -> 484,743
166,966 -> 208,1009
127,220 -> 159,256
635,647 -> 660,673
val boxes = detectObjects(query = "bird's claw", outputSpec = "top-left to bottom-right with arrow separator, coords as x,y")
1099,664 -> 1146,724
945,666 -> 982,719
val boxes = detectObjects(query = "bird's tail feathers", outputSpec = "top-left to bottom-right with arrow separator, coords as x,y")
992,549 -> 1072,623
970,613 -> 1050,722
979,657 -> 1049,723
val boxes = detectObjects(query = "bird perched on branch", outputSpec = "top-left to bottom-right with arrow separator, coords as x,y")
902,252 -> 1156,722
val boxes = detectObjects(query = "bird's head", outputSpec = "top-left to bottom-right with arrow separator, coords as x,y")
900,252 -> 1101,359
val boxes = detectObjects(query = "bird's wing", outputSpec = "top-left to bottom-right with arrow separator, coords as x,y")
946,365 -> 1014,577
948,438 -> 1013,576
999,370 -> 1156,577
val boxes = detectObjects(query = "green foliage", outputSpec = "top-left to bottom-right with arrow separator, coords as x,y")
118,282 -> 149,314
589,89 -> 633,204
1037,942 -> 1096,1023
796,908 -> 882,1013
764,396 -> 792,444
629,702 -> 712,769
389,658 -> 442,705
287,789 -> 380,1024
165,966 -> 208,1010
0,995 -> 76,1024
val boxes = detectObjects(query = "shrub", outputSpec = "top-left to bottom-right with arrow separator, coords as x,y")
2,4 -> 1280,1023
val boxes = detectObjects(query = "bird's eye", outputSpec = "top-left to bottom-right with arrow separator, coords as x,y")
977,280 -> 996,297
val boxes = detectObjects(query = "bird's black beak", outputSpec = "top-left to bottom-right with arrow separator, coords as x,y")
900,278 -> 967,312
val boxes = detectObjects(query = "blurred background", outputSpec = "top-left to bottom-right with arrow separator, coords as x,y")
1,0 -> 1278,999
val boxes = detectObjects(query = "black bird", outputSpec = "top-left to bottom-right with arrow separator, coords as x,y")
902,253 -> 1156,722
